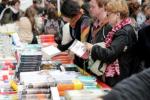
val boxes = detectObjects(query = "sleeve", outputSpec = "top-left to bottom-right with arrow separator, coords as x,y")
61,23 -> 73,45
91,30 -> 128,63
57,39 -> 74,51
0,8 -> 12,25
57,23 -> 74,51
80,18 -> 91,42
103,68 -> 150,100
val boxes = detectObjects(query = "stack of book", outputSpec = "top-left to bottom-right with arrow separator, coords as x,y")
16,44 -> 42,77
59,64 -> 78,72
40,61 -> 61,70
77,76 -> 98,89
57,79 -> 83,96
65,89 -> 106,100
17,51 -> 42,72
38,34 -> 56,46
0,34 -> 16,62
19,71 -> 56,100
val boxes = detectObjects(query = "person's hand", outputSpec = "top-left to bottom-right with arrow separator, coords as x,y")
85,42 -> 93,51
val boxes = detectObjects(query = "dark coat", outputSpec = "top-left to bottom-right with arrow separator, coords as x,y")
0,7 -> 20,25
91,24 -> 138,86
137,25 -> 150,68
103,68 -> 150,100
0,3 -> 6,14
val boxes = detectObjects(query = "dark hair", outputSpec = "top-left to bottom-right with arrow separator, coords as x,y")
9,0 -> 20,6
128,2 -> 140,17
81,2 -> 90,17
2,0 -> 9,4
33,0 -> 42,4
61,0 -> 81,18
47,7 -> 59,20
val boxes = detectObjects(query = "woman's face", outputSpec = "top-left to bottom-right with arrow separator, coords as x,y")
14,2 -> 20,12
107,12 -> 119,26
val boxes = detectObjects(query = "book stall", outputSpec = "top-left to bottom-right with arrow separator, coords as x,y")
0,34 -> 111,100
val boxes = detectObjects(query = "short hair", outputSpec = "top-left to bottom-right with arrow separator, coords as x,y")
9,0 -> 20,6
47,7 -> 59,20
61,0 -> 81,18
105,0 -> 129,19
95,0 -> 108,8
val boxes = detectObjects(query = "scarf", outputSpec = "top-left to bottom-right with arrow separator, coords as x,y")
104,18 -> 132,77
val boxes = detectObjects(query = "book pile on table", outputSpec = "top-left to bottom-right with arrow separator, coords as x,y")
77,76 -> 98,89
19,71 -> 56,100
38,34 -> 56,46
40,61 -> 62,70
0,70 -> 17,100
0,34 -> 16,62
16,44 -> 42,77
65,89 -> 106,100
57,79 -> 83,96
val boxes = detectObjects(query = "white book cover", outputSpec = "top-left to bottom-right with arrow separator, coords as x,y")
65,89 -> 106,100
69,39 -> 89,59
42,45 -> 61,58
20,71 -> 54,85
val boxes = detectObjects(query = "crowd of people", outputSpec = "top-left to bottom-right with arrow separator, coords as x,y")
0,0 -> 150,99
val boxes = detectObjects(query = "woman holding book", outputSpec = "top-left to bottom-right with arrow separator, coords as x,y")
86,0 -> 138,86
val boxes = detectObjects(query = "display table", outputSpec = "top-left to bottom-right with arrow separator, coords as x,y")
77,66 -> 111,90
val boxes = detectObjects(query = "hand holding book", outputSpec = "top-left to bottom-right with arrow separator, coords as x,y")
69,39 -> 90,59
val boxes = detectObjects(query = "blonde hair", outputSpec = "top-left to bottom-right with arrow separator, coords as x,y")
105,0 -> 129,19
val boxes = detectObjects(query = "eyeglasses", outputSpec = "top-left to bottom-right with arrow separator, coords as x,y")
107,12 -> 115,17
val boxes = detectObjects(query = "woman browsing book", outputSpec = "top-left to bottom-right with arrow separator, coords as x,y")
86,0 -> 138,86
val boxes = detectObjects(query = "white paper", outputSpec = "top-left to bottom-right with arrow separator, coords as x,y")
20,71 -> 53,84
42,45 -> 61,58
11,33 -> 22,46
51,87 -> 60,100
69,39 -> 87,57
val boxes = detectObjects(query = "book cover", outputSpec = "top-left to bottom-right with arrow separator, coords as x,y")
69,39 -> 89,59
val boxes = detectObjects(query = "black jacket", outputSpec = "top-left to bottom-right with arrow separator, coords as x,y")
137,25 -> 150,68
103,68 -> 150,100
0,3 -> 6,14
91,24 -> 138,86
0,7 -> 20,25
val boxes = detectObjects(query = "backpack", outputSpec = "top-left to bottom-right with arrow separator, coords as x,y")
44,18 -> 64,44
44,19 -> 62,34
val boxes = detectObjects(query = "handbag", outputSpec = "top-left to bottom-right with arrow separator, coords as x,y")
88,42 -> 107,76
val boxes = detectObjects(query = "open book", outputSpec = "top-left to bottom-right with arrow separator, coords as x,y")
69,39 -> 89,59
